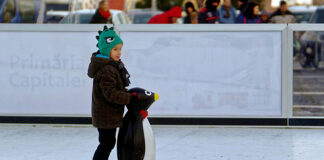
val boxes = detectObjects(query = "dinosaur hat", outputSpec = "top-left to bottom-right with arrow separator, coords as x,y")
96,25 -> 123,58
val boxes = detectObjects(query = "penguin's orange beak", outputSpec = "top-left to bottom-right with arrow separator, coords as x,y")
154,93 -> 159,101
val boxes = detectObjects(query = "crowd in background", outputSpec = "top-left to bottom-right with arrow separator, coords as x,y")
0,0 -> 310,24
147,0 -> 296,24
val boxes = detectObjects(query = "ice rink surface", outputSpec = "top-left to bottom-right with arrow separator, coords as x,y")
1,124 -> 324,160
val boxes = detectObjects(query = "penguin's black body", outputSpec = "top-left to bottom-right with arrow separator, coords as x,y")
117,88 -> 158,160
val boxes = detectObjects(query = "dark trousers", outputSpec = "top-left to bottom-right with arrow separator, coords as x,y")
93,128 -> 117,160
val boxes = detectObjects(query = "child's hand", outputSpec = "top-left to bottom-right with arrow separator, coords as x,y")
131,92 -> 140,100
129,93 -> 140,110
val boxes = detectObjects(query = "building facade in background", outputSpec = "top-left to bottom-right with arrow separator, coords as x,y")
82,0 -> 124,10
313,0 -> 324,5
109,0 -> 124,10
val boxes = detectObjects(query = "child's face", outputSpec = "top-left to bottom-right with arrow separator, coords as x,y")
253,5 -> 259,16
171,17 -> 178,23
110,43 -> 123,61
100,1 -> 109,11
187,7 -> 193,13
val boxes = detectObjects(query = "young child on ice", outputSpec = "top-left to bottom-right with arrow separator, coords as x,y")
87,26 -> 138,160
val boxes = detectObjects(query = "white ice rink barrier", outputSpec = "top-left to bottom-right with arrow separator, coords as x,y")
0,30 -> 96,115
120,30 -> 282,116
0,24 -> 287,118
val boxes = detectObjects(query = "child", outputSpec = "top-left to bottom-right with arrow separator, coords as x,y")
183,2 -> 198,24
87,26 -> 136,160
198,0 -> 220,24
237,2 -> 261,24
90,0 -> 113,24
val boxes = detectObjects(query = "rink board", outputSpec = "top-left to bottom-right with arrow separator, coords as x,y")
0,24 -> 285,120
119,30 -> 282,117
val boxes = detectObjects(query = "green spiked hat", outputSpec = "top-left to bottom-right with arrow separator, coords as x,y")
96,26 -> 123,58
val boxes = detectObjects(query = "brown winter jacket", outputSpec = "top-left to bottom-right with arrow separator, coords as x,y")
88,53 -> 132,129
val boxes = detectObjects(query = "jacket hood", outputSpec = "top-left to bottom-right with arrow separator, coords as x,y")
88,51 -> 115,78
147,6 -> 182,24
165,6 -> 182,18
185,2 -> 196,14
206,0 -> 220,11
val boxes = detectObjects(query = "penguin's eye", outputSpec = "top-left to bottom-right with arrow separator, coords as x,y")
145,91 -> 152,96
106,37 -> 115,43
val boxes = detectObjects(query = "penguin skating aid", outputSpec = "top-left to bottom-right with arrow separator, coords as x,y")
117,88 -> 159,160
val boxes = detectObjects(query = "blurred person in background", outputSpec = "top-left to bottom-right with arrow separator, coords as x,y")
238,0 -> 249,13
90,0 -> 113,24
183,1 -> 198,24
260,10 -> 270,23
236,0 -> 249,22
237,1 -> 261,23
198,0 -> 220,24
268,1 -> 296,23
147,6 -> 182,24
219,0 -> 237,24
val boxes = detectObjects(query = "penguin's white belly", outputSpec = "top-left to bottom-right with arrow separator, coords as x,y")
143,118 -> 156,160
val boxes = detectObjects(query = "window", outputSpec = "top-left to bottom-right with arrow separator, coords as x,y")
133,13 -> 152,24
60,13 -> 93,24
45,15 -> 65,23
311,10 -> 324,23
1,0 -> 16,23
314,10 -> 324,23
79,13 -> 93,23
45,3 -> 69,11
294,12 -> 312,23
60,14 -> 75,24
